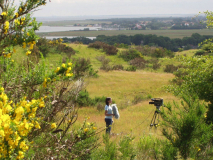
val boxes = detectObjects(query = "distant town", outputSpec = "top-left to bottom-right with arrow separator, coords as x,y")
71,16 -> 207,30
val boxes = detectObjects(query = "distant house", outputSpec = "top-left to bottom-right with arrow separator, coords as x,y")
184,23 -> 190,26
135,24 -> 142,29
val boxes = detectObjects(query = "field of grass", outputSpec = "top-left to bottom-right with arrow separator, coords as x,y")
38,29 -> 213,39
12,44 -> 185,140
176,49 -> 198,56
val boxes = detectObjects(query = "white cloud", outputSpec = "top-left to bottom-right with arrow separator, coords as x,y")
29,0 -> 213,17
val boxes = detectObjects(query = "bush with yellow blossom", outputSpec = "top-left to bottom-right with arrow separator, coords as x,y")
0,0 -> 48,58
0,87 -> 45,159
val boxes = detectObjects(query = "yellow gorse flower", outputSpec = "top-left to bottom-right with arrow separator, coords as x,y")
61,63 -> 66,68
1,12 -> 7,16
22,42 -> 26,49
26,50 -> 31,56
51,123 -> 56,129
15,13 -> 19,18
66,73 -> 73,77
55,67 -> 60,73
19,8 -> 23,13
0,88 -> 45,159
84,128 -> 89,132
14,19 -> 20,25
4,21 -> 9,34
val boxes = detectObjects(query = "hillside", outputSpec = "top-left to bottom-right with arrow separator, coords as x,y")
12,43 -> 180,139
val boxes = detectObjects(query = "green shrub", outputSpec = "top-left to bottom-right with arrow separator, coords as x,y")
161,94 -> 213,159
88,41 -> 118,55
100,58 -> 112,71
119,135 -> 136,160
76,90 -> 93,107
178,48 -> 184,52
132,94 -> 150,104
112,64 -> 124,70
129,57 -> 146,69
126,66 -> 137,72
72,58 -> 98,78
135,45 -> 175,58
91,134 -> 118,160
161,141 -> 178,160
195,49 -> 205,56
36,38 -> 50,57
56,43 -> 75,55
137,136 -> 161,159
164,64 -> 178,73
119,49 -> 142,61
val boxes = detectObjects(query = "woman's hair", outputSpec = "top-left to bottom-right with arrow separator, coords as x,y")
105,97 -> 111,106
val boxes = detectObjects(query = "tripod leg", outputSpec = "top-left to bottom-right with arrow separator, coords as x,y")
150,112 -> 156,127
153,112 -> 158,127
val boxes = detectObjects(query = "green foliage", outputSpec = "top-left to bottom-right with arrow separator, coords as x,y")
132,94 -> 151,104
135,45 -> 175,58
194,49 -> 205,56
161,141 -> 178,160
76,90 -> 114,107
72,58 -> 98,79
91,134 -> 118,160
112,64 -> 124,70
114,43 -> 129,49
0,0 -> 43,56
169,56 -> 213,123
178,48 -> 184,52
119,48 -> 142,61
161,94 -> 213,159
76,90 -> 93,107
91,134 -> 137,160
126,66 -> 137,72
137,136 -> 161,159
164,64 -> 178,73
88,41 -> 118,55
118,135 -> 136,160
36,38 -> 50,57
35,38 -> 76,57
129,57 -> 146,69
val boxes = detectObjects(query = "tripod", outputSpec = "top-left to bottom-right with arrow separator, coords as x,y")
150,106 -> 160,128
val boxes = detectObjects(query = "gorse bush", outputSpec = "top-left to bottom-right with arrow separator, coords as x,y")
164,64 -> 178,73
126,66 -> 137,72
88,41 -> 118,55
129,57 -> 146,69
0,88 -> 47,159
36,38 -> 76,57
135,45 -> 175,58
72,58 -> 98,79
76,90 -> 93,107
119,48 -> 142,61
36,38 -> 50,57
112,64 -> 124,70
161,94 -> 213,159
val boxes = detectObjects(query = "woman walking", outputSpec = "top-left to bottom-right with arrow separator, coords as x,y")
105,97 -> 114,134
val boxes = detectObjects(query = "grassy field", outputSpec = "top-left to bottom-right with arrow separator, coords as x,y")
38,29 -> 213,39
12,44 -> 184,140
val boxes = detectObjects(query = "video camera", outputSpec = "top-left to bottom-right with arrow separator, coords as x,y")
149,98 -> 163,128
149,98 -> 163,108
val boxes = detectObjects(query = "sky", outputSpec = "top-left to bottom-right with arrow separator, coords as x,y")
31,0 -> 213,17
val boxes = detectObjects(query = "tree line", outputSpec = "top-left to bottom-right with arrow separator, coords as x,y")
61,33 -> 213,52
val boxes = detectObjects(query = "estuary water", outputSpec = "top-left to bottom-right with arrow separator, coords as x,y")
44,36 -> 96,40
37,26 -> 101,33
